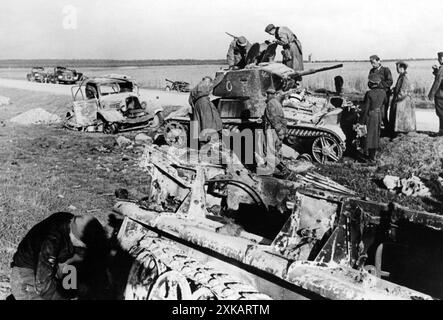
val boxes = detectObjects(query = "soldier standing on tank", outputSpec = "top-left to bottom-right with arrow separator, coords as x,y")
359,73 -> 387,163
264,24 -> 304,71
257,88 -> 288,177
226,36 -> 252,70
428,52 -> 443,136
369,55 -> 393,131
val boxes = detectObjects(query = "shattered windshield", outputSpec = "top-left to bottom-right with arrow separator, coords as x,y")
99,82 -> 134,96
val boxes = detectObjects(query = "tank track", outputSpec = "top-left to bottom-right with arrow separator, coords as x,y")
127,234 -> 272,300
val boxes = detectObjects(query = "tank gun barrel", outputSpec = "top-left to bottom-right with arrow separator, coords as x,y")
293,64 -> 343,78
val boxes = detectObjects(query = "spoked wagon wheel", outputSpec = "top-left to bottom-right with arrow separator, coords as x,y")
164,121 -> 188,148
311,136 -> 343,164
124,254 -> 163,300
147,271 -> 193,300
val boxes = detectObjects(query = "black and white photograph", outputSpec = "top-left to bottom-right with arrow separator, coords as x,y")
0,0 -> 442,306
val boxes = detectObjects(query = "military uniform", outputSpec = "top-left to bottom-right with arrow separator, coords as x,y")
360,85 -> 387,159
11,212 -> 108,300
429,64 -> 443,134
189,84 -> 223,144
258,94 -> 287,175
11,212 -> 76,300
274,26 -> 303,71
226,38 -> 252,69
369,65 -> 393,128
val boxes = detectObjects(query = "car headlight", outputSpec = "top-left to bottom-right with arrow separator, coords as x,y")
58,75 -> 63,79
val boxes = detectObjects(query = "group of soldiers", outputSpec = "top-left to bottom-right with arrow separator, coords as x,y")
357,52 -> 443,163
226,23 -> 304,71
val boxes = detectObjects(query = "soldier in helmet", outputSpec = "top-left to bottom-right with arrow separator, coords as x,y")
428,52 -> 443,136
359,73 -> 388,163
265,24 -> 304,71
10,212 -> 109,300
226,36 -> 252,70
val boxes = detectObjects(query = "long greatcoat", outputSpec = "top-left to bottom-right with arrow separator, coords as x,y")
189,84 -> 222,142
390,73 -> 416,133
429,65 -> 443,132
274,26 -> 304,71
360,87 -> 387,150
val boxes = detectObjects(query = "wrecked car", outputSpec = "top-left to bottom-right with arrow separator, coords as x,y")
64,75 -> 164,134
48,66 -> 84,84
26,67 -> 49,83
112,143 -> 443,300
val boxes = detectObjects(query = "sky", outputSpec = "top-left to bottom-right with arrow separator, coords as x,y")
0,0 -> 441,61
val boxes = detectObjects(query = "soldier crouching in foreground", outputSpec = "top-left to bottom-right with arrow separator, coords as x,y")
359,73 -> 387,164
10,212 -> 109,300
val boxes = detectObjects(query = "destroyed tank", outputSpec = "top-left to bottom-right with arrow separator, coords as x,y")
164,62 -> 347,163
112,143 -> 443,300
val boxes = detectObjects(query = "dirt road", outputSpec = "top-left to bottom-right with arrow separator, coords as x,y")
0,78 -> 439,132
0,78 -> 189,107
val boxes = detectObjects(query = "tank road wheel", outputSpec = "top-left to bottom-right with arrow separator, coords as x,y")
312,136 -> 343,164
164,121 -> 188,148
147,271 -> 193,300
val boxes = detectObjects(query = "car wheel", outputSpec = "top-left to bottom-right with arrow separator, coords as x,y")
103,122 -> 119,134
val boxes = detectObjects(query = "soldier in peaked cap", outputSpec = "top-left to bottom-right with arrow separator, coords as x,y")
428,52 -> 443,136
226,36 -> 252,70
369,55 -> 393,131
359,73 -> 388,163
265,23 -> 304,71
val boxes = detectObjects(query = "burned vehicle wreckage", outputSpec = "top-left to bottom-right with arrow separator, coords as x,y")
64,75 -> 164,134
111,142 -> 443,300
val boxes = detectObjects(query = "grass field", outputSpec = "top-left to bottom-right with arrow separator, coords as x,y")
0,60 -> 437,106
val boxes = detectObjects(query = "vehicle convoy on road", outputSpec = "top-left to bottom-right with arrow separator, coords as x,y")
64,75 -> 164,133
26,67 -> 49,83
163,62 -> 348,164
48,66 -> 84,84
165,78 -> 191,92
113,143 -> 443,300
